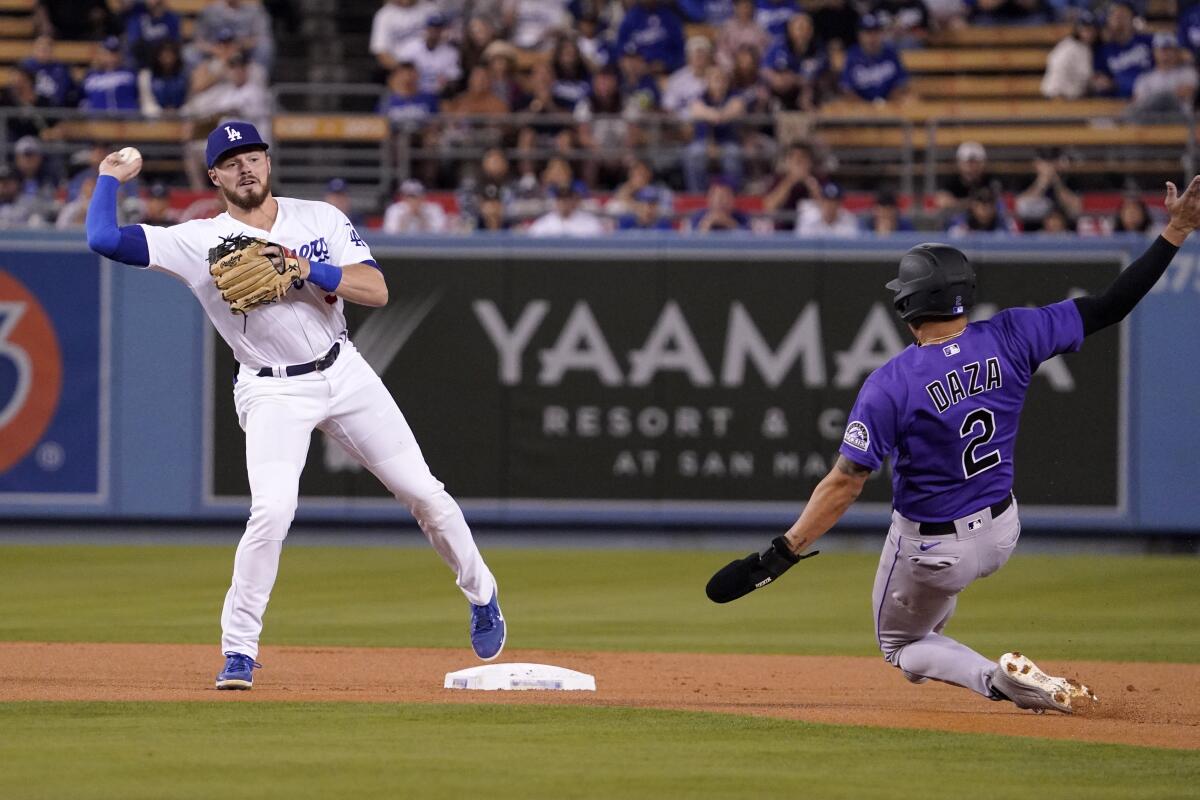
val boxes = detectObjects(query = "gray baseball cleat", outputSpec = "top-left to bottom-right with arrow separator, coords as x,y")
989,652 -> 1097,714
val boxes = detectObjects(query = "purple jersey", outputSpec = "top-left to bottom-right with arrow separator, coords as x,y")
838,300 -> 1084,522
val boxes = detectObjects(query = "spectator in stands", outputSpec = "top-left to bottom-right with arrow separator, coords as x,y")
186,51 -> 271,130
866,188 -> 914,234
34,0 -> 114,40
459,16 -> 500,80
445,64 -> 508,119
503,0 -> 572,51
617,186 -> 674,230
1181,1 -> 1200,62
1127,33 -> 1198,120
125,0 -> 182,69
1015,151 -> 1082,229
189,27 -> 255,98
380,62 -> 440,128
483,41 -> 524,108
138,40 -> 188,117
1041,10 -> 1097,100
515,62 -> 578,167
686,178 -> 749,232
196,0 -> 274,68
663,36 -> 715,115
477,148 -> 515,194
323,178 -> 363,226
731,43 -> 771,115
56,173 -> 96,229
1037,204 -> 1074,235
550,36 -> 594,108
616,47 -> 662,117
379,62 -> 440,185
935,141 -> 997,213
576,67 -> 638,188
19,36 -> 74,108
839,14 -> 910,103
473,182 -> 512,231
796,181 -> 859,236
755,0 -> 800,46
947,185 -> 1014,234
575,12 -> 616,72
1091,1 -> 1153,99
141,182 -> 179,226
2,70 -> 52,143
718,0 -> 770,67
684,67 -> 746,192
0,164 -> 41,228
371,0 -> 434,73
1111,192 -> 1153,233
764,12 -> 829,111
617,0 -> 686,73
528,179 -> 606,235
874,0 -> 929,50
13,136 -> 59,221
968,0 -> 1053,26
397,13 -> 462,97
384,179 -> 450,233
606,159 -> 673,216
762,142 -> 823,225
813,0 -> 860,52
66,143 -> 108,201
81,38 -> 140,112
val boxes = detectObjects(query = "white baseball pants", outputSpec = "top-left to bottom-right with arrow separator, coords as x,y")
221,341 -> 496,659
871,500 -> 1021,697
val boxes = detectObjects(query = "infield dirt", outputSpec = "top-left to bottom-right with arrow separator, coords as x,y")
1,642 -> 1196,750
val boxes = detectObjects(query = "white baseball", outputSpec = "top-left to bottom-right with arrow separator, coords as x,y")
117,146 -> 142,163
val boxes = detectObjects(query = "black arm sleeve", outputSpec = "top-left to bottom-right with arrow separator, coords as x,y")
1073,235 -> 1179,337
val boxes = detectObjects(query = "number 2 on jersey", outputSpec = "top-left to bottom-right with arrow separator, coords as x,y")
960,408 -> 1002,479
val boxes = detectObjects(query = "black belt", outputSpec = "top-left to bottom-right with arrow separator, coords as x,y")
919,494 -> 1013,535
253,342 -> 341,378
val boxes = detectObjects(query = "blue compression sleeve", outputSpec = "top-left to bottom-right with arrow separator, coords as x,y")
306,260 -> 343,292
86,175 -> 149,266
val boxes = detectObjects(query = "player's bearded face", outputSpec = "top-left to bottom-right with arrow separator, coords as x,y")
212,150 -> 272,211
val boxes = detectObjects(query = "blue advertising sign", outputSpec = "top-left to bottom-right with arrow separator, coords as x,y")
0,251 -> 107,502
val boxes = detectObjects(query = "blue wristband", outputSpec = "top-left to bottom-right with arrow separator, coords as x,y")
307,260 -> 343,292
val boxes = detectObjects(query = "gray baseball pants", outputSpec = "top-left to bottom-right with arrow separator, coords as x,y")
871,498 -> 1020,697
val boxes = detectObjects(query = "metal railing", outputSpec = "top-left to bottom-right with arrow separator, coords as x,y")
1,95 -> 1195,209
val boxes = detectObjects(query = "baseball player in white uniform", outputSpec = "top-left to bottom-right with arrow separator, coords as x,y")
85,121 -> 505,689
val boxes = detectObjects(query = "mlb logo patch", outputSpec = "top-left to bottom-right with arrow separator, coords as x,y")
966,516 -> 984,531
943,343 -> 960,357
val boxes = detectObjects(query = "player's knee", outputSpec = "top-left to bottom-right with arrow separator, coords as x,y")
877,636 -> 906,666
247,494 -> 298,538
409,489 -> 459,531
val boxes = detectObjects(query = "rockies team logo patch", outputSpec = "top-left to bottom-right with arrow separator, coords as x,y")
843,421 -> 870,452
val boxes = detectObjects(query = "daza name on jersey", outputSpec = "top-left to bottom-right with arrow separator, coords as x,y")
925,357 -> 1002,414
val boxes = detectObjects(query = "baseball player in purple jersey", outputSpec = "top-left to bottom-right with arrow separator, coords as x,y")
707,176 -> 1200,713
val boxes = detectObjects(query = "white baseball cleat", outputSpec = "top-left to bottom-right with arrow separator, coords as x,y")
990,652 -> 1097,714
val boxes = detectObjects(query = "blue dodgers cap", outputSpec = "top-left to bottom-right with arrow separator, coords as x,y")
206,120 -> 269,168
858,13 -> 882,30
820,181 -> 843,200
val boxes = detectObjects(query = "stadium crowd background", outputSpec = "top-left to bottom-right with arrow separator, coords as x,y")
0,0 -> 1195,235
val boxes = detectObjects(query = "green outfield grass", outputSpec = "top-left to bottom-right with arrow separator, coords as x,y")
0,544 -> 1195,662
0,702 -> 1196,800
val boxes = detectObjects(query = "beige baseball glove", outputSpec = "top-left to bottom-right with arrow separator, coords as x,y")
207,234 -> 303,315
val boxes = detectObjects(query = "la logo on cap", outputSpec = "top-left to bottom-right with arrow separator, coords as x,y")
225,126 -> 243,142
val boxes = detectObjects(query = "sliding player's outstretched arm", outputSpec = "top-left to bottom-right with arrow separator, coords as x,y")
1075,176 -> 1200,337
